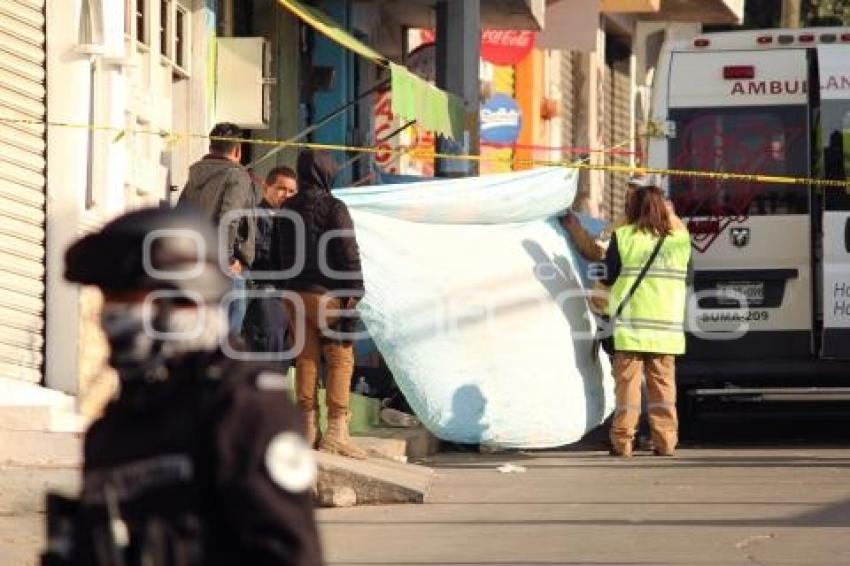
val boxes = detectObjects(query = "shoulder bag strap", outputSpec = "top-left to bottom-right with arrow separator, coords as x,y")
612,234 -> 667,320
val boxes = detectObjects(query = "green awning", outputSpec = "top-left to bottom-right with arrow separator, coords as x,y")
277,0 -> 465,140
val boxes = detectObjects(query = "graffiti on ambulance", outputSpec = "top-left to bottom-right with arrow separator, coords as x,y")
670,114 -> 806,253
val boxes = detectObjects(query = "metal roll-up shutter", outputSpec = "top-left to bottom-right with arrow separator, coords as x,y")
609,55 -> 631,219
559,51 -> 575,151
604,35 -> 631,222
0,0 -> 46,385
602,58 -> 614,220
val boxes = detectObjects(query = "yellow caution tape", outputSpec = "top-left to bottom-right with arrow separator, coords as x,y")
3,117 -> 850,188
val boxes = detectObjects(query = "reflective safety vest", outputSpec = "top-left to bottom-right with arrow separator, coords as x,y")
609,224 -> 691,355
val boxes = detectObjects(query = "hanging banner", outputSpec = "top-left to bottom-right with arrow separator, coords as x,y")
374,42 -> 437,176
278,0 -> 463,140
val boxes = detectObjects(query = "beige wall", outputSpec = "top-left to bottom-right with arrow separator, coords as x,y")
77,287 -> 117,419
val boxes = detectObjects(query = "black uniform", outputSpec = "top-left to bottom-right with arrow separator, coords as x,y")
64,352 -> 321,566
47,207 -> 322,566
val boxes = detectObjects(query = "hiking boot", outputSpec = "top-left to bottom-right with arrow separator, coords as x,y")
304,409 -> 321,450
319,415 -> 368,460
608,445 -> 633,458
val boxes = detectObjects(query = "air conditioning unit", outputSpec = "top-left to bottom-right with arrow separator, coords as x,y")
215,37 -> 276,129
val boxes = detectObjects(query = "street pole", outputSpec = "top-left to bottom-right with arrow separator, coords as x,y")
782,0 -> 802,28
435,0 -> 480,177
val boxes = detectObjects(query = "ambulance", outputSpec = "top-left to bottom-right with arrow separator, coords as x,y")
646,28 -> 850,412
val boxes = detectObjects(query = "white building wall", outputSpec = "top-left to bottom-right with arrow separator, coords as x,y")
45,0 -> 95,394
44,0 -> 213,400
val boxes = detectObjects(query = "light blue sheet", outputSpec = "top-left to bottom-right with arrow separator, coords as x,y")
336,168 -> 614,448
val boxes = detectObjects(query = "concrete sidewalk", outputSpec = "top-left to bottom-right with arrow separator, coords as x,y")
5,447 -> 850,564
0,465 -> 78,566
318,447 -> 850,565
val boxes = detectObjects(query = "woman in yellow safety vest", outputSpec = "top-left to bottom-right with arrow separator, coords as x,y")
592,180 -> 692,458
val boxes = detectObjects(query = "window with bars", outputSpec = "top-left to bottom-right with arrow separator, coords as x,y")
160,0 -> 171,58
175,6 -> 186,68
124,0 -> 132,36
79,0 -> 104,45
136,0 -> 147,45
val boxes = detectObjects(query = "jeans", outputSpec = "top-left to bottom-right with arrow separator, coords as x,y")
242,288 -> 292,369
228,276 -> 248,337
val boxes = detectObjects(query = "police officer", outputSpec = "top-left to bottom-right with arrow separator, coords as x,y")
43,206 -> 323,565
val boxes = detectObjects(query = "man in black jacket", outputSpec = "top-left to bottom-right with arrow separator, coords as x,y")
42,207 -> 323,566
242,166 -> 298,359
278,149 -> 367,459
178,123 -> 259,335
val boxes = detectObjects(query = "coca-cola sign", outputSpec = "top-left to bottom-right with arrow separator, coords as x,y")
481,30 -> 535,65
414,29 -> 536,66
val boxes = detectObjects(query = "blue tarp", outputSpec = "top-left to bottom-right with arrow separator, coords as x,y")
336,168 -> 614,448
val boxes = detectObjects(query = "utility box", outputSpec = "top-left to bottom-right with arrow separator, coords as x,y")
215,37 -> 275,129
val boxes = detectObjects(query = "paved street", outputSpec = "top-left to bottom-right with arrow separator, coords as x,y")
319,447 -> 850,565
4,438 -> 850,565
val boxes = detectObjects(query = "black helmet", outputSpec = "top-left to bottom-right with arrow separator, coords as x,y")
65,206 -> 230,303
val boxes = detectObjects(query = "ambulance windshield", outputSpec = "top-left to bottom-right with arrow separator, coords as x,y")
668,105 -> 809,218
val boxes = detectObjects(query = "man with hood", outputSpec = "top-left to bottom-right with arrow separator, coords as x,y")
178,122 -> 258,334
278,149 -> 367,459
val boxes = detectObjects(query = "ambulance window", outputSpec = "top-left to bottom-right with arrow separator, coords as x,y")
822,100 -> 850,211
669,106 -> 809,217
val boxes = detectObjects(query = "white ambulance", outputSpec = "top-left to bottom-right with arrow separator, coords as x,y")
647,28 -> 850,410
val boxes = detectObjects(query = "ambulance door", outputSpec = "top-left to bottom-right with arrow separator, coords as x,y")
666,49 -> 813,360
818,45 -> 850,359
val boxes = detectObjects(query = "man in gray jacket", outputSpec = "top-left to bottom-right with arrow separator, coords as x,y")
178,122 -> 258,334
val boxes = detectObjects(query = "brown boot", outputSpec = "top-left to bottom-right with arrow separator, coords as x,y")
319,414 -> 368,460
304,409 -> 321,449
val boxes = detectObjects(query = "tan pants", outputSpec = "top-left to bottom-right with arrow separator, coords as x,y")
610,352 -> 678,454
284,292 -> 354,419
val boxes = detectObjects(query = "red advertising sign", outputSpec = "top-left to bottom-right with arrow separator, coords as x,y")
373,88 -> 397,174
414,29 -> 535,66
481,30 -> 535,65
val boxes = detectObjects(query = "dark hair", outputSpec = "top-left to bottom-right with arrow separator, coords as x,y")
266,165 -> 296,185
209,122 -> 243,155
625,185 -> 672,237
